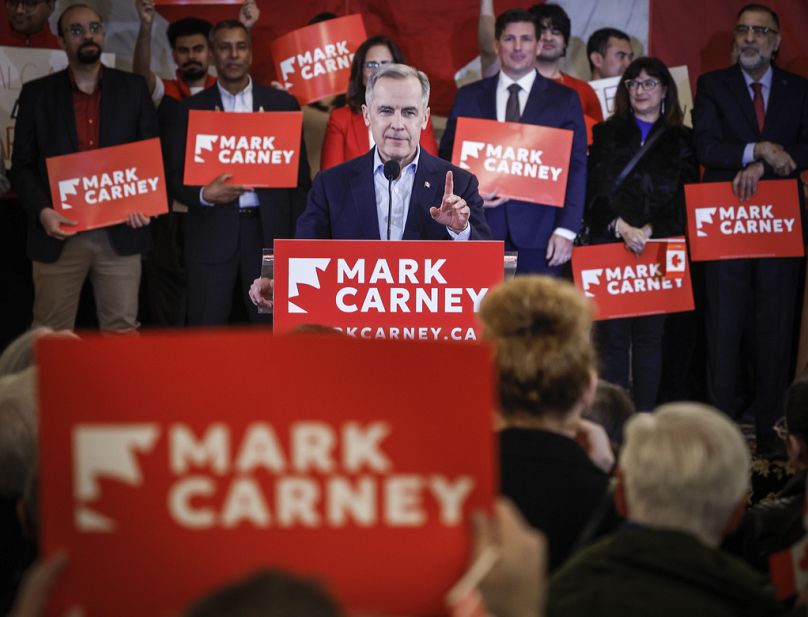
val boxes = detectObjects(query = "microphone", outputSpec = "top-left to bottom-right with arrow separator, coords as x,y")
383,159 -> 400,241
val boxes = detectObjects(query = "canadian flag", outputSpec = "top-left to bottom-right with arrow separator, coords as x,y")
663,239 -> 687,280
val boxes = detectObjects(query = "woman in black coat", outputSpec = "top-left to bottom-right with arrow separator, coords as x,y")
585,57 -> 698,411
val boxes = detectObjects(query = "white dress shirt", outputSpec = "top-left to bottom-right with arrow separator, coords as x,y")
742,65 -> 773,167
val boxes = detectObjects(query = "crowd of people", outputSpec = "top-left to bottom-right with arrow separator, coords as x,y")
1,0 -> 808,615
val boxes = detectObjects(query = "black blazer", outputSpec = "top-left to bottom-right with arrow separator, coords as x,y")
11,68 -> 158,263
167,83 -> 311,265
586,115 -> 698,242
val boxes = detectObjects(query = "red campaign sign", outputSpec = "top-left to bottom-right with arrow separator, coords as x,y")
451,117 -> 573,207
770,535 -> 808,600
37,332 -> 496,617
45,138 -> 168,233
273,240 -> 504,341
685,179 -> 804,260
571,238 -> 694,320
270,15 -> 367,106
183,110 -> 303,188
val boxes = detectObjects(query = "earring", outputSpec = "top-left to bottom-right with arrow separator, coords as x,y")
661,98 -> 666,115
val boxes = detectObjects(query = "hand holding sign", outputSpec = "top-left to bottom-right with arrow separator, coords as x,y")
201,173 -> 254,205
239,0 -> 260,30
39,208 -> 78,240
430,171 -> 470,234
617,218 -> 652,255
480,189 -> 509,209
125,213 -> 151,228
249,276 -> 273,311
546,234 -> 573,267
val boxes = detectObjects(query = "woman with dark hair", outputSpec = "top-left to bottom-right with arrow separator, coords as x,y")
584,56 -> 698,411
319,35 -> 438,170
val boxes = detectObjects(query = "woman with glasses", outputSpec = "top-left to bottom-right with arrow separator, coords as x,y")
319,35 -> 438,170
584,56 -> 698,411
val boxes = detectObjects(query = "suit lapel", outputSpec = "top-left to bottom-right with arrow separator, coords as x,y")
99,69 -> 116,148
56,70 -> 79,151
350,150 -> 381,239
480,76 -> 498,121
765,67 -> 789,137
520,71 -> 549,125
405,151 -> 444,239
727,64 -> 760,136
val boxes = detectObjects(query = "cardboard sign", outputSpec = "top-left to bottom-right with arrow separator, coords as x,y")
270,15 -> 367,106
451,117 -> 573,207
37,332 -> 496,617
571,238 -> 695,320
183,110 -> 303,188
685,179 -> 804,261
589,65 -> 694,128
0,46 -> 115,166
45,138 -> 168,232
273,240 -> 504,340
770,536 -> 808,600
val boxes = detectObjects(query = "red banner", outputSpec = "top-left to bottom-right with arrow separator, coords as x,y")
183,110 -> 303,188
45,138 -> 168,232
685,180 -> 804,261
37,332 -> 496,617
273,240 -> 504,341
270,15 -> 367,107
450,117 -> 573,207
571,239 -> 694,320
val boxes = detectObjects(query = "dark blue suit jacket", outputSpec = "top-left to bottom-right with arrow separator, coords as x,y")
295,148 -> 491,240
439,71 -> 587,249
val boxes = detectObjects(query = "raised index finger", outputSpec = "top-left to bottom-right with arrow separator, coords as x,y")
443,170 -> 454,200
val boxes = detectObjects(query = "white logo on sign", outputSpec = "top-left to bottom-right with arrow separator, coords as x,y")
194,134 -> 219,163
580,269 -> 603,298
695,207 -> 717,237
666,249 -> 686,273
58,178 -> 80,210
287,258 -> 331,314
73,424 -> 160,532
458,141 -> 485,170
280,57 -> 296,88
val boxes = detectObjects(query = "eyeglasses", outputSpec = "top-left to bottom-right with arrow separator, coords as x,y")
65,22 -> 103,38
364,60 -> 391,71
6,0 -> 45,11
624,78 -> 661,91
773,417 -> 789,441
734,24 -> 778,37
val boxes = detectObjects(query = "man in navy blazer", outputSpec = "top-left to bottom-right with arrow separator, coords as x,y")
693,3 -> 808,453
439,8 -> 587,276
168,20 -> 310,326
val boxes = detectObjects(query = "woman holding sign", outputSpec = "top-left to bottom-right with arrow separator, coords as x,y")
584,57 -> 698,411
320,36 -> 438,170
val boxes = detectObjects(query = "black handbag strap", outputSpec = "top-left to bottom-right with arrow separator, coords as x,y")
609,123 -> 668,194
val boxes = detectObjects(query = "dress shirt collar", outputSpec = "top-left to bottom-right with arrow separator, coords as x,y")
740,64 -> 772,92
216,76 -> 253,109
497,69 -> 537,95
373,146 -> 420,178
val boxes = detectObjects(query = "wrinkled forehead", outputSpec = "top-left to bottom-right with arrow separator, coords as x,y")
370,76 -> 424,108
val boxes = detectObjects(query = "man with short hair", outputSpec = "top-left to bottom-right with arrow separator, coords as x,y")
587,27 -> 633,80
0,0 -> 57,48
440,8 -> 586,276
548,403 -> 784,617
169,20 -> 310,326
11,4 -> 158,332
693,3 -> 808,454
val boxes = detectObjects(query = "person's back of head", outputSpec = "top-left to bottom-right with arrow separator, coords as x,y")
619,403 -> 750,547
784,378 -> 808,467
584,380 -> 635,445
186,569 -> 342,617
0,367 -> 37,499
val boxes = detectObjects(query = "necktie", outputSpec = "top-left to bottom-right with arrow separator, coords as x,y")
751,82 -> 765,132
505,83 -> 521,122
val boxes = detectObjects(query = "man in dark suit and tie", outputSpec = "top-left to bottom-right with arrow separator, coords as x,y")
11,3 -> 157,332
439,8 -> 587,276
169,20 -> 310,326
693,3 -> 808,453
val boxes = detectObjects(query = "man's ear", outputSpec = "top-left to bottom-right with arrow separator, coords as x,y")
361,103 -> 370,127
613,468 -> 629,519
422,105 -> 430,130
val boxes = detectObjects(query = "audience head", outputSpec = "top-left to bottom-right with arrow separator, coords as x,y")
479,276 -> 596,420
167,17 -> 212,83
529,3 -> 570,60
57,4 -> 104,66
734,3 -> 780,74
781,379 -> 808,468
186,569 -> 342,617
614,56 -> 683,126
0,367 -> 38,500
618,403 -> 750,547
583,380 -> 636,445
347,35 -> 406,113
587,27 -> 633,79
209,19 -> 251,88
6,0 -> 54,36
0,327 -> 78,377
494,9 -> 539,81
363,63 -> 430,166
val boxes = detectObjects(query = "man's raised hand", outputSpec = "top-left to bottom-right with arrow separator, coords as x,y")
430,171 -> 470,233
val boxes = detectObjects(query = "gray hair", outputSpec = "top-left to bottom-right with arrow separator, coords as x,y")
0,367 -> 38,498
365,63 -> 430,111
620,402 -> 750,547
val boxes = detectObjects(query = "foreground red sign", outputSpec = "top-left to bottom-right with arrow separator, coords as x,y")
270,15 -> 367,106
571,239 -> 694,320
451,117 -> 573,207
46,138 -> 168,232
183,110 -> 303,187
273,240 -> 504,341
38,332 -> 495,617
685,179 -> 804,260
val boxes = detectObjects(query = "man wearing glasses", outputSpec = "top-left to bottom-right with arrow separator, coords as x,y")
693,3 -> 808,455
10,4 -> 158,332
0,0 -> 57,48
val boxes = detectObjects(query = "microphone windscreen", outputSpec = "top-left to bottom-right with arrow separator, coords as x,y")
383,159 -> 401,181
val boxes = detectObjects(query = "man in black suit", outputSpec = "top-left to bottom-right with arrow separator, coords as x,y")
169,20 -> 310,326
10,3 -> 157,332
693,3 -> 808,452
